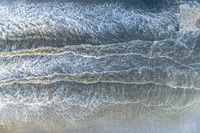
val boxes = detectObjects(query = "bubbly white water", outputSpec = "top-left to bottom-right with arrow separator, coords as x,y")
0,0 -> 179,51
0,0 -> 200,133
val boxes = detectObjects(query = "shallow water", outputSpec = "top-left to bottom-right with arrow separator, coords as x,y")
0,0 -> 200,133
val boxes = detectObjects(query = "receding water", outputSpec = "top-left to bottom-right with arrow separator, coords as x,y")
0,0 -> 200,133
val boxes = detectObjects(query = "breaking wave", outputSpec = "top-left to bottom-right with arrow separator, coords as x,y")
1,0 -> 200,133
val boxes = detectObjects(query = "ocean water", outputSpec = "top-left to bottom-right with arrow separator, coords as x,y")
0,0 -> 200,133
